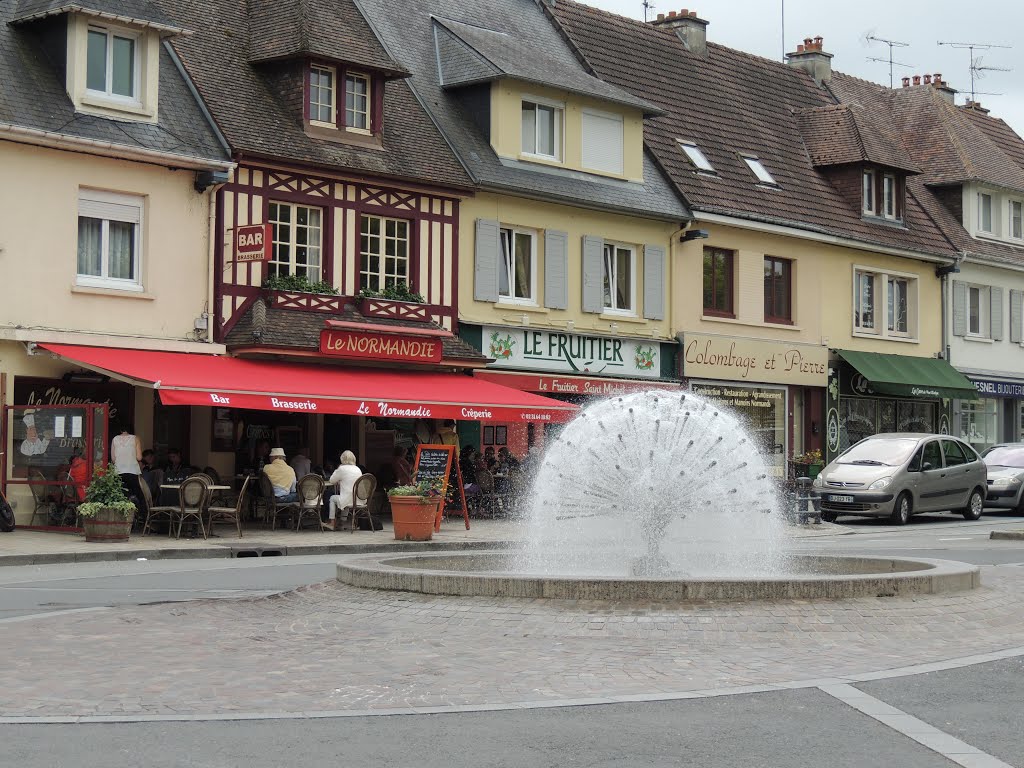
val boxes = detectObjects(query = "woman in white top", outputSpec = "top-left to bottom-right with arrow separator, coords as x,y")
324,450 -> 364,530
111,423 -> 144,520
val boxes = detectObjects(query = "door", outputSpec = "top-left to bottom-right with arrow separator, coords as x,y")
914,439 -> 947,512
941,438 -> 978,509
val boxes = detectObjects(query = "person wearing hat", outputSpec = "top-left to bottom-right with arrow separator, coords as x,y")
263,447 -> 298,502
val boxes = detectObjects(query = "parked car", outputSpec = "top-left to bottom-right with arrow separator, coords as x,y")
813,433 -> 987,525
981,443 -> 1024,512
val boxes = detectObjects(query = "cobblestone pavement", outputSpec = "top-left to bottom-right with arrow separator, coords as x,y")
2,559 -> 1024,720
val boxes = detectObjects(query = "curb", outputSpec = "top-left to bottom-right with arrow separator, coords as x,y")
990,530 -> 1024,541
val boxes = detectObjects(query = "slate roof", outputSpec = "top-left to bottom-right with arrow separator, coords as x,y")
246,0 -> 405,74
0,2 -> 228,166
432,16 -> 659,115
547,0 -> 955,259
226,301 -> 490,364
355,0 -> 688,221
11,0 -> 184,32
166,0 -> 473,190
796,104 -> 919,173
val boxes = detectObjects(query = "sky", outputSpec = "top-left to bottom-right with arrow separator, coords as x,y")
586,0 -> 1024,135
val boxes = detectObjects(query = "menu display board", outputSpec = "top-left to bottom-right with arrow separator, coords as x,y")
413,445 -> 469,530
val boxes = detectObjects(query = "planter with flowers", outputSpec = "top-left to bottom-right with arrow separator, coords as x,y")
792,449 -> 824,480
78,464 -> 136,542
388,480 -> 443,541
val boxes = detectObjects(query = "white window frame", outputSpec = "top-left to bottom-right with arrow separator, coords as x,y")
344,72 -> 371,133
967,284 -> 989,338
679,140 -> 715,173
76,189 -> 144,292
85,24 -> 141,105
602,242 -> 636,315
268,201 -> 323,282
979,192 -> 994,234
1010,198 -> 1023,240
520,96 -> 564,162
360,214 -> 410,293
742,155 -> 777,185
887,275 -> 911,337
862,170 -> 875,214
883,173 -> 897,220
853,265 -> 919,341
581,108 -> 624,175
308,64 -> 336,128
497,226 -> 537,305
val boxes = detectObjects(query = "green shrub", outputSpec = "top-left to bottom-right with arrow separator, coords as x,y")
78,464 -> 136,518
263,273 -> 338,295
358,281 -> 425,304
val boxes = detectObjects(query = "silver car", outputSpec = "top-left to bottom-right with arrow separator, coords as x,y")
982,443 -> 1024,511
813,433 -> 987,525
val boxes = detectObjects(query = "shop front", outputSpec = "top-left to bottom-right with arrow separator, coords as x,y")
826,350 -> 979,463
953,377 -> 1024,453
680,333 -> 830,479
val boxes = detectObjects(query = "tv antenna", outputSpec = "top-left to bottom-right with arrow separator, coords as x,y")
642,0 -> 655,22
865,34 -> 910,88
937,41 -> 1012,103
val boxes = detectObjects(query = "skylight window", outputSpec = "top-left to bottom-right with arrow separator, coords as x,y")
679,141 -> 715,173
743,156 -> 777,185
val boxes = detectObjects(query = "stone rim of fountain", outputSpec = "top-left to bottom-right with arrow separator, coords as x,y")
336,551 -> 981,602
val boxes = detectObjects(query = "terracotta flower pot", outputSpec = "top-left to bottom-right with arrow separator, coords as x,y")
82,508 -> 132,542
389,495 -> 438,541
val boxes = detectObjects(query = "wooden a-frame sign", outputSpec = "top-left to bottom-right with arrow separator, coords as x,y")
413,444 -> 470,530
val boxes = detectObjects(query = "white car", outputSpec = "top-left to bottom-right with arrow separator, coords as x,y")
982,443 -> 1024,512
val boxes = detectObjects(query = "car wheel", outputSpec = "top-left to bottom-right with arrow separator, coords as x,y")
961,488 -> 984,521
821,511 -> 838,523
890,492 -> 911,526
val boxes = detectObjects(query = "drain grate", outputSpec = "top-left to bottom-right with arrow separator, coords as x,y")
226,543 -> 286,558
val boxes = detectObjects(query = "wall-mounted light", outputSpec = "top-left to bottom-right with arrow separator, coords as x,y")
680,229 -> 710,243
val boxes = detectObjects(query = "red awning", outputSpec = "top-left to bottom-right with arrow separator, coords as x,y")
38,344 -> 578,423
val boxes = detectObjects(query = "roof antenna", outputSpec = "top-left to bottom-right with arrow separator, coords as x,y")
937,40 -> 1013,104
865,34 -> 911,89
642,0 -> 655,22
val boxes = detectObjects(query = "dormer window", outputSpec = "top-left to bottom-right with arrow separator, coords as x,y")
86,25 -> 139,102
308,65 -> 336,126
679,141 -> 715,173
862,170 -> 875,214
305,64 -> 377,136
862,168 -> 904,223
345,73 -> 370,131
521,98 -> 563,161
743,156 -> 776,185
979,193 -> 993,233
883,173 -> 897,219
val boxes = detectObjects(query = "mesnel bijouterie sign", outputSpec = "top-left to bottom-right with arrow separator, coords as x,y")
483,326 -> 662,379
682,333 -> 828,387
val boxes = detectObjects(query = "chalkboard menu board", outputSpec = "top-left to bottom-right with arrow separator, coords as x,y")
413,444 -> 469,530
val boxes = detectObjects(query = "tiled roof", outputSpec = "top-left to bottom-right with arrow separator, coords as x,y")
796,104 -> 919,173
246,0 -> 406,74
354,0 -> 688,221
547,1 -> 955,258
11,0 -> 184,32
226,301 -> 490,363
432,16 -> 659,115
0,2 -> 228,165
166,0 -> 472,190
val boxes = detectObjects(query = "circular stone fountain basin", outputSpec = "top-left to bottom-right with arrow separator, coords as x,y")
336,552 -> 981,602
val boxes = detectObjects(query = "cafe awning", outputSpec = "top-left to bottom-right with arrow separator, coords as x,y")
37,344 -> 579,423
835,349 -> 979,401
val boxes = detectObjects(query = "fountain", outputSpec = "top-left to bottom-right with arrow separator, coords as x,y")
337,391 -> 981,601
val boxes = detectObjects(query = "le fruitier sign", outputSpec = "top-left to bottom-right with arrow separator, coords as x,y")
319,328 -> 443,364
482,326 -> 661,379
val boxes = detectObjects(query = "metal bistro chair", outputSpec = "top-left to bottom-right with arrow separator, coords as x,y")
29,470 -> 55,526
294,473 -> 325,532
206,474 -> 250,538
171,476 -> 209,540
473,470 -> 500,519
55,473 -> 82,527
260,473 -> 300,531
339,474 -> 377,533
140,478 -> 174,537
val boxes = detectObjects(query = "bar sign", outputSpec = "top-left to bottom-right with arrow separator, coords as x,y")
235,224 -> 271,262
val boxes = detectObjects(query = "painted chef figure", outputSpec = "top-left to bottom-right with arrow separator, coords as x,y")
19,411 -> 51,457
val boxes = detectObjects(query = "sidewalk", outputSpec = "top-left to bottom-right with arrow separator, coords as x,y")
0,518 -> 847,567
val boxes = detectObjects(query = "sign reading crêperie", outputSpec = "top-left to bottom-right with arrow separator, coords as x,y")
682,333 -> 828,387
319,328 -> 443,364
235,224 -> 271,262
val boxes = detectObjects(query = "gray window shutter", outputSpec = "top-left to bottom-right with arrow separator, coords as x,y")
581,235 -> 604,313
1011,289 -> 1022,343
544,230 -> 569,310
474,219 -> 500,302
991,286 -> 1004,341
952,280 -> 967,337
642,244 -> 666,320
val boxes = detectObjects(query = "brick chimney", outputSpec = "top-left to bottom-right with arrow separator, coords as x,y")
650,9 -> 709,56
965,100 -> 990,114
786,35 -> 833,85
932,73 -> 957,104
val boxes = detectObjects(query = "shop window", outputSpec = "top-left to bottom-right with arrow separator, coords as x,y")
360,214 -> 409,293
268,202 -> 322,281
77,189 -> 143,291
960,398 -> 998,451
498,227 -> 536,303
703,247 -> 734,317
602,242 -> 635,313
690,382 -> 787,478
521,98 -> 563,161
763,256 -> 792,324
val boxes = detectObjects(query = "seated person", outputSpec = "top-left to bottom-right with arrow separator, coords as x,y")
460,447 -> 482,496
140,449 -> 163,500
159,448 -> 192,505
391,446 -> 413,486
497,447 -> 520,472
483,446 -> 497,471
68,448 -> 88,503
290,447 -> 312,480
263,447 -> 298,503
325,450 -> 364,530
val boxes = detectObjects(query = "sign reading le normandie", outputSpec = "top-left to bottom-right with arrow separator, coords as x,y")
319,328 -> 443,364
683,333 -> 828,387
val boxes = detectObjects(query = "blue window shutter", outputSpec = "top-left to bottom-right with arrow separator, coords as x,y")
1010,289 -> 1022,344
643,244 -> 666,320
952,280 -> 966,337
991,286 -> 1004,341
474,219 -> 499,302
544,230 -> 568,309
581,235 -> 604,313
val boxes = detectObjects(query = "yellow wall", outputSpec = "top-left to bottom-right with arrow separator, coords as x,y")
490,80 -> 645,182
460,192 -> 678,340
0,141 -> 212,343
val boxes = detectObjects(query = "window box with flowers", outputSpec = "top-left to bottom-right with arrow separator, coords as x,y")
357,282 -> 430,322
792,449 -> 824,479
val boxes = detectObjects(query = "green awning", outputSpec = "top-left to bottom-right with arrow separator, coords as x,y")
836,349 -> 979,401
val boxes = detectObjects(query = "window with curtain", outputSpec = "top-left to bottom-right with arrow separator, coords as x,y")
602,243 -> 634,312
268,202 -> 322,281
76,190 -> 142,290
763,256 -> 792,323
887,276 -> 909,335
360,215 -> 409,292
702,247 -> 734,316
854,269 -> 877,332
498,227 -> 535,303
521,100 -> 562,160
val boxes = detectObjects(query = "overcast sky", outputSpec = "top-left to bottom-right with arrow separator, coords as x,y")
586,0 -> 1023,135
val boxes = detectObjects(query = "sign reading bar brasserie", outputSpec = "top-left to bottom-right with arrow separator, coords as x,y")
482,326 -> 661,380
683,333 -> 828,387
235,224 -> 271,263
320,328 -> 443,364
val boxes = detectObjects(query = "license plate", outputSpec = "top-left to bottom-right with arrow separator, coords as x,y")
827,494 -> 854,503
